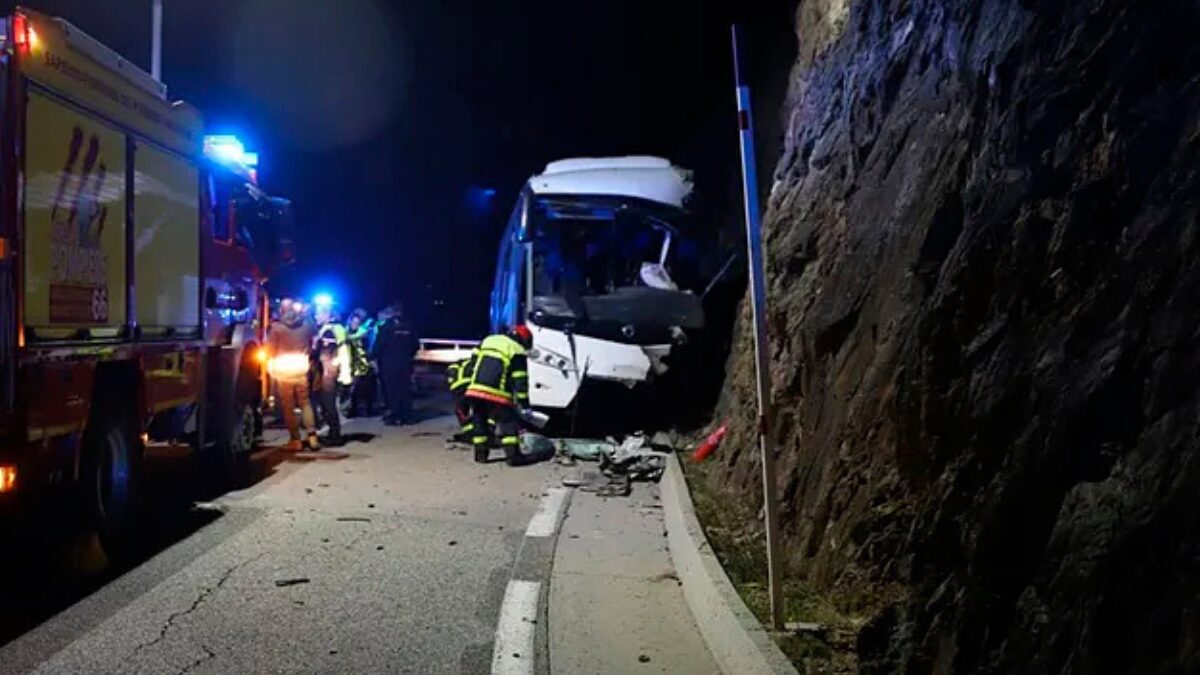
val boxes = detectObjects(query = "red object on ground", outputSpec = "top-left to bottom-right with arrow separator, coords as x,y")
692,424 -> 728,462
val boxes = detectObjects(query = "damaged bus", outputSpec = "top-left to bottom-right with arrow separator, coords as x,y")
490,157 -> 706,416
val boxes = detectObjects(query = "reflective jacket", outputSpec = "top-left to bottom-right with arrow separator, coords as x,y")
447,349 -> 479,395
465,335 -> 528,407
348,322 -> 375,378
314,322 -> 353,386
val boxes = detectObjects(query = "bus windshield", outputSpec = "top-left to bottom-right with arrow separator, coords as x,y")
526,195 -> 705,338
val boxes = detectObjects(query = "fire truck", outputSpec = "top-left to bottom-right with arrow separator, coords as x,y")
0,9 -> 293,548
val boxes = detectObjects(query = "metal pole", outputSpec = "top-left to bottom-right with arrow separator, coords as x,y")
732,24 -> 784,631
151,0 -> 163,81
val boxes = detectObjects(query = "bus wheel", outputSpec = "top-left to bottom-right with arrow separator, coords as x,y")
81,412 -> 141,561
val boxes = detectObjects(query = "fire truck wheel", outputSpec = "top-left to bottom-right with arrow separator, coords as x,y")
81,413 -> 141,558
228,403 -> 257,457
204,402 -> 256,490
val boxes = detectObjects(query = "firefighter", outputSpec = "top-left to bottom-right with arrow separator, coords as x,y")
446,347 -> 479,443
267,299 -> 319,451
465,325 -> 532,465
312,304 -> 350,446
372,302 -> 417,425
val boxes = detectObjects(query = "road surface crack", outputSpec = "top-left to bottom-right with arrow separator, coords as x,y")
130,553 -> 265,662
178,644 -> 215,675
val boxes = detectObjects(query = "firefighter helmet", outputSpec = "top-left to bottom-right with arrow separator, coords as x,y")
510,324 -> 533,348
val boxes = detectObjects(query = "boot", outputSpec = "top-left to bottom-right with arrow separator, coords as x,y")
474,446 -> 489,464
504,446 -> 523,467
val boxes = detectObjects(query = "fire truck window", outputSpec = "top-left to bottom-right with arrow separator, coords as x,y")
235,221 -> 255,249
212,201 -> 230,243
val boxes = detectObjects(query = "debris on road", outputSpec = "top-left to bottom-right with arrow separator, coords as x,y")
785,621 -> 827,636
274,578 -> 311,588
585,474 -> 631,497
556,433 -> 672,496
602,435 -> 669,482
561,470 -> 604,488
558,439 -> 611,462
336,516 -> 372,523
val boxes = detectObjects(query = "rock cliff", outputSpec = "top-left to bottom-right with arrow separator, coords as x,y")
715,1 -> 1200,672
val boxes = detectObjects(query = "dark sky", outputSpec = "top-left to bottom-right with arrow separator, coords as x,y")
4,0 -> 794,334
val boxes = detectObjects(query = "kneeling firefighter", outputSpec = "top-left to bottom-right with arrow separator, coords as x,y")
465,325 -> 532,465
446,347 -> 480,443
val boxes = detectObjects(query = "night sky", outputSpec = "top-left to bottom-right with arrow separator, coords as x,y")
2,0 -> 794,335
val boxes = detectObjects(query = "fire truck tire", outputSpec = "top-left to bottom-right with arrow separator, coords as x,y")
80,411 -> 142,559
227,402 -> 257,457
202,401 -> 254,491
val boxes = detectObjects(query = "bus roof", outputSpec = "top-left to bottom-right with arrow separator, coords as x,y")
529,156 -> 693,209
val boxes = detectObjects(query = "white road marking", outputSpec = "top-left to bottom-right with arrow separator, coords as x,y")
491,579 -> 541,675
524,487 -> 568,538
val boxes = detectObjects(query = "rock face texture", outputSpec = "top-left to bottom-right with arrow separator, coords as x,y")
716,1 -> 1200,672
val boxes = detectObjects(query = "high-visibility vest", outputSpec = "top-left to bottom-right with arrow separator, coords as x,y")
466,335 -> 529,407
447,349 -> 479,394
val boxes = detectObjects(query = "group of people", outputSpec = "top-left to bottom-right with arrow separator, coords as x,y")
266,298 -> 417,451
266,300 -> 540,465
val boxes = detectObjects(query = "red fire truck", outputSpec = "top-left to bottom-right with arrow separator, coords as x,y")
0,9 -> 293,548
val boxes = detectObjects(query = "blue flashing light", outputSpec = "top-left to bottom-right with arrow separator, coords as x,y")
242,152 -> 259,168
204,135 -> 245,164
312,292 -> 334,308
482,188 -> 497,197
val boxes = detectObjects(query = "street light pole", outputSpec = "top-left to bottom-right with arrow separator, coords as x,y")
732,24 -> 785,631
151,0 -> 163,81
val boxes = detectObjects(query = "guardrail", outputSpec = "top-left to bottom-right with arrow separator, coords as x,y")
414,338 -> 480,365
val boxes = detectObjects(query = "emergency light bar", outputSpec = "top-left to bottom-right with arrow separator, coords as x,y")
205,135 -> 262,184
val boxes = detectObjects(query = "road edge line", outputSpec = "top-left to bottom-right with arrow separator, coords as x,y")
661,453 -> 799,675
493,484 -> 571,675
492,579 -> 541,675
524,487 -> 568,538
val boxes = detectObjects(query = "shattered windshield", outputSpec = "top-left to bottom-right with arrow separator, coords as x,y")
526,195 -> 706,341
531,197 -> 679,308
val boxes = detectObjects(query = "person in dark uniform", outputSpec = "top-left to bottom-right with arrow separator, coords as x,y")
372,302 -> 417,425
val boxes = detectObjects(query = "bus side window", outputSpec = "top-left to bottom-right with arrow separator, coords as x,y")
492,236 -> 512,330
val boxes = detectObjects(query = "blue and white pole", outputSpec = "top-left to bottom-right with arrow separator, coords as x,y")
733,24 -> 784,631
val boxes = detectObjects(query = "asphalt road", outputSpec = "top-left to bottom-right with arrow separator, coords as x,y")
0,402 -> 561,675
